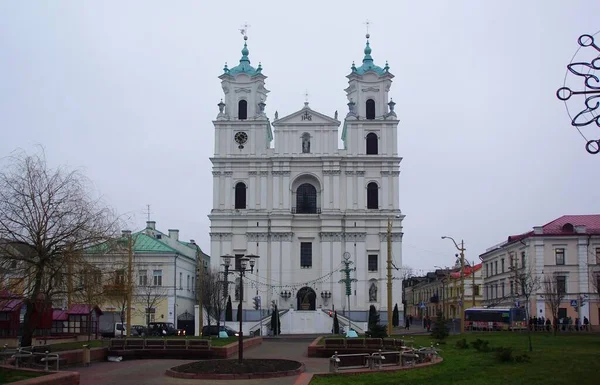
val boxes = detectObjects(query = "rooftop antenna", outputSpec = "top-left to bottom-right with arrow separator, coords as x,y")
144,204 -> 152,222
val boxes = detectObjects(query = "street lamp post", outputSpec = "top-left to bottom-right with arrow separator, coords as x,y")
339,252 -> 356,333
221,253 -> 259,364
441,236 -> 466,334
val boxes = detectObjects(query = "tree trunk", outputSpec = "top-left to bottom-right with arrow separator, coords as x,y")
21,269 -> 44,347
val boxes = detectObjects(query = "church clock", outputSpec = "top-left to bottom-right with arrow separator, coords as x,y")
234,131 -> 248,149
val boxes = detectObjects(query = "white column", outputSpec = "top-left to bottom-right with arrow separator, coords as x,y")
346,172 -> 353,210
381,173 -> 389,210
225,172 -> 232,209
260,171 -> 267,209
333,171 -> 340,210
249,171 -> 257,210
323,172 -> 330,210
578,237 -> 590,321
283,172 -> 291,210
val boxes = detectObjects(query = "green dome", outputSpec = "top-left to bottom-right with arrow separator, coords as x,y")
224,37 -> 262,77
351,38 -> 389,76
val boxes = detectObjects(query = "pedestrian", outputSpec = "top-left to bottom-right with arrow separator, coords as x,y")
584,316 -> 589,331
409,314 -> 413,325
405,316 -> 410,330
545,318 -> 551,332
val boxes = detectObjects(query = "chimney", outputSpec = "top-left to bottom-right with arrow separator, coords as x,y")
122,230 -> 132,237
146,221 -> 156,230
168,229 -> 179,241
575,225 -> 587,234
533,226 -> 543,235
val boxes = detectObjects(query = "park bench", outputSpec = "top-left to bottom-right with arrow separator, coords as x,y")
145,339 -> 165,349
324,338 -> 346,349
165,339 -> 187,349
329,351 -> 370,372
124,339 -> 144,350
346,339 -> 365,349
365,338 -> 383,349
187,339 -> 211,350
109,339 -> 126,350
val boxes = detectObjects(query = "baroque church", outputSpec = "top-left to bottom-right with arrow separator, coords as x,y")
209,32 -> 404,331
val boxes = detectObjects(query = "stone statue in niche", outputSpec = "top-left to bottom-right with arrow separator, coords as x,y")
302,134 -> 311,153
369,282 -> 377,302
334,110 -> 338,120
275,111 -> 279,120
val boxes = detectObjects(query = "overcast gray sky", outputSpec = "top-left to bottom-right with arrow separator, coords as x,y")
1,0 -> 598,275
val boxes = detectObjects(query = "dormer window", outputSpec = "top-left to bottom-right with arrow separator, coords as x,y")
238,100 -> 247,120
366,99 -> 375,120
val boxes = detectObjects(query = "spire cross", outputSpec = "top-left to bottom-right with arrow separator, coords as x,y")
364,19 -> 372,36
239,22 -> 251,37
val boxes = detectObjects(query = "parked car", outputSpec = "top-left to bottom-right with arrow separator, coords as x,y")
101,322 -> 128,338
201,325 -> 239,337
130,325 -> 147,337
147,322 -> 185,336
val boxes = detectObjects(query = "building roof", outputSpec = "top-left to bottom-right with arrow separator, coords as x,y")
52,309 -> 68,321
541,214 -> 600,234
67,304 -> 102,316
0,299 -> 23,312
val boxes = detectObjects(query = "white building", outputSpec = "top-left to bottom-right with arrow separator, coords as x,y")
209,33 -> 404,333
480,215 -> 600,326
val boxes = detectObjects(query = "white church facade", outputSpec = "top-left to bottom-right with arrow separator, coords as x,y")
209,33 -> 404,331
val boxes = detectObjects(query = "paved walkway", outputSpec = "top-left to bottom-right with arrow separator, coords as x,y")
75,340 -> 329,385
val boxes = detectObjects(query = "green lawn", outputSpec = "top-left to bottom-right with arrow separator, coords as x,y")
0,367 -> 45,384
310,333 -> 600,385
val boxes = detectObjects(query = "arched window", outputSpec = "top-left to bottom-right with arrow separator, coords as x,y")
296,183 -> 317,213
366,99 -> 375,120
238,100 -> 247,120
301,133 -> 311,153
366,133 -> 378,154
235,182 -> 246,209
367,182 -> 378,209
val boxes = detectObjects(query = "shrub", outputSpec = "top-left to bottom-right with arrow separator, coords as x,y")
430,311 -> 449,340
471,338 -> 491,352
455,338 -> 469,349
515,353 -> 531,363
494,347 -> 514,362
367,324 -> 388,338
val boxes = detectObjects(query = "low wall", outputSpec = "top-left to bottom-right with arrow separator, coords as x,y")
0,365 -> 80,385
306,336 -> 323,358
211,337 -> 263,358
58,347 -> 107,366
0,335 -> 92,348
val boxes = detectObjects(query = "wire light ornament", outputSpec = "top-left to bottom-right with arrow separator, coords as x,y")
557,32 -> 600,154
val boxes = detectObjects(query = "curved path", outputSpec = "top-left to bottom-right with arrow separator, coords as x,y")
75,340 -> 328,385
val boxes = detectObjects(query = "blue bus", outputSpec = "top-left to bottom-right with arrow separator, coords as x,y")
465,307 -> 527,331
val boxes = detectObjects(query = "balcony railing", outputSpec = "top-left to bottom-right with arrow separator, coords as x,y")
292,207 -> 321,214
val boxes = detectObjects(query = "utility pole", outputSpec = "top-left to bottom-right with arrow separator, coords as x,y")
472,260 -> 476,308
126,233 -> 133,333
386,218 -> 393,337
197,245 -> 204,333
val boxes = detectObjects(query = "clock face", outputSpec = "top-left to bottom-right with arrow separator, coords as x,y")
234,131 -> 248,145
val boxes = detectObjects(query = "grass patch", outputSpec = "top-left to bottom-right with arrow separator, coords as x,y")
0,367 -> 45,384
310,333 -> 600,385
35,339 -> 108,352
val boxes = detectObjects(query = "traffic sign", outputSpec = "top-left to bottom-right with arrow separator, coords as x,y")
570,299 -> 578,307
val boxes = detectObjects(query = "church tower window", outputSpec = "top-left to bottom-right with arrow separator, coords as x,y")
235,182 -> 246,209
367,182 -> 378,209
366,99 -> 375,120
366,133 -> 378,154
296,183 -> 317,213
238,100 -> 248,120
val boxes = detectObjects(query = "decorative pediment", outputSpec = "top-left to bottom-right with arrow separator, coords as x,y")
234,88 -> 252,94
361,87 -> 380,92
273,106 -> 340,126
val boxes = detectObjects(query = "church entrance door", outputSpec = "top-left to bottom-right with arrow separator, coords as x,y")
296,287 -> 316,310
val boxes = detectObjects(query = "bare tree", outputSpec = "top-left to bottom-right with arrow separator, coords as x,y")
0,150 -> 118,347
515,265 -> 541,352
201,267 -> 227,334
136,271 -> 168,328
543,273 -> 565,336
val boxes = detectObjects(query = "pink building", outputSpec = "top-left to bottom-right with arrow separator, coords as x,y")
480,215 -> 600,326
